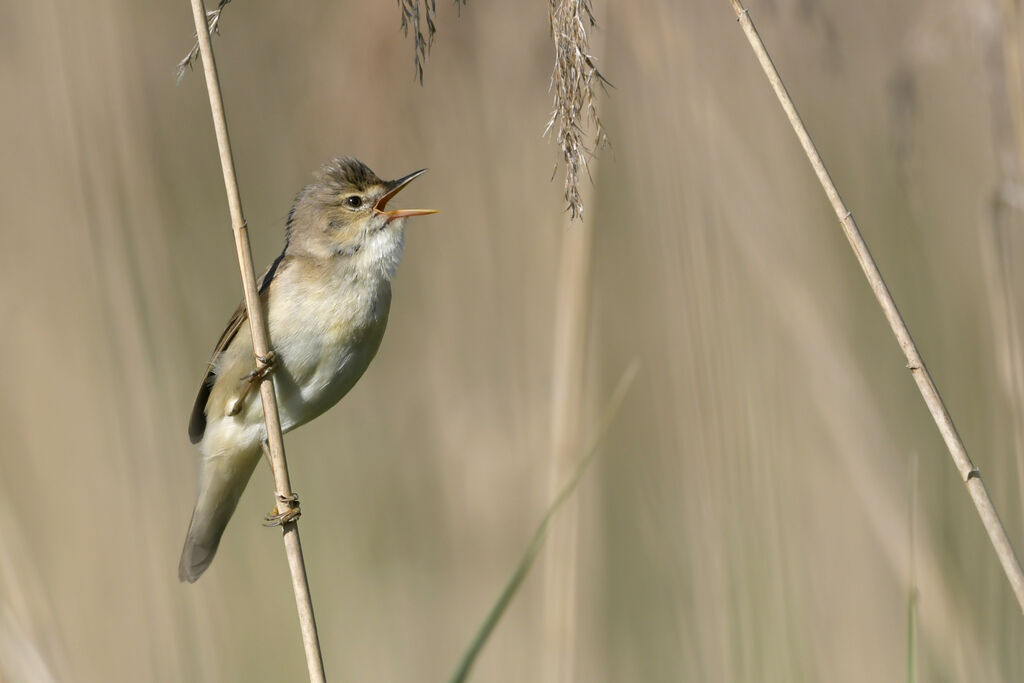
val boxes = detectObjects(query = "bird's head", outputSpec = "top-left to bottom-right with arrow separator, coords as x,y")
286,157 -> 437,277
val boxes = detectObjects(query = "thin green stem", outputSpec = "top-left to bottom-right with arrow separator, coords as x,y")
449,360 -> 640,683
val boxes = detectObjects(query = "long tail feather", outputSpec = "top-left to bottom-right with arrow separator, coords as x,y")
178,448 -> 261,583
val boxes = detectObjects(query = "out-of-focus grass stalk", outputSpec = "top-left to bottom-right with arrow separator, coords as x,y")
999,0 -> 1024,172
987,197 -> 1024,516
993,0 -> 1024,517
0,500 -> 68,683
186,0 -> 326,680
543,6 -> 606,678
906,453 -> 918,683
542,154 -> 599,683
450,362 -> 639,683
728,0 -> 1024,614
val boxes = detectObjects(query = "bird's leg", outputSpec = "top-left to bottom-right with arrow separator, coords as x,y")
226,351 -> 278,416
243,350 -> 278,384
263,491 -> 301,527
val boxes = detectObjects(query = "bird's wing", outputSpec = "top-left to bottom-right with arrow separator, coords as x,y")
188,252 -> 287,444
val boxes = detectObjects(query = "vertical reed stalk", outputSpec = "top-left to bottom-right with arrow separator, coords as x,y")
992,0 -> 1024,523
728,0 -> 1024,613
542,199 -> 596,683
542,4 -> 606,674
186,0 -> 326,679
906,453 -> 918,683
999,0 -> 1024,173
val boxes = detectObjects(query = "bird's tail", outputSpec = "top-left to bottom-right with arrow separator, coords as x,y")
178,447 -> 262,583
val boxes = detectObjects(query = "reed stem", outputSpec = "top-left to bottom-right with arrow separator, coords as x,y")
186,0 -> 327,678
728,0 -> 1024,614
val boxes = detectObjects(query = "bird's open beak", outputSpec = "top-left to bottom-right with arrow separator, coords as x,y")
374,168 -> 439,220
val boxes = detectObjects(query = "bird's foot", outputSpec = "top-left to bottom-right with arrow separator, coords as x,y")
227,352 -> 278,417
263,492 -> 301,527
243,351 -> 278,384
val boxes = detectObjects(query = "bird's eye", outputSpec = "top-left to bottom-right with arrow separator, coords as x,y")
346,195 -> 363,208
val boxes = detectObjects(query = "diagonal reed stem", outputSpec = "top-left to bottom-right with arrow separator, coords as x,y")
186,0 -> 327,679
728,0 -> 1024,613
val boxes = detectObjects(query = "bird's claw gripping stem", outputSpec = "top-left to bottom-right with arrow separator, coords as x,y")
226,351 -> 278,417
244,351 -> 278,384
263,492 -> 301,527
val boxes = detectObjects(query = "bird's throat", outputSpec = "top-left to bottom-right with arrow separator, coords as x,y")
357,223 -> 405,282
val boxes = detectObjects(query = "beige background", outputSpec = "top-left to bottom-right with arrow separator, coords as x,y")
2,0 -> 1023,680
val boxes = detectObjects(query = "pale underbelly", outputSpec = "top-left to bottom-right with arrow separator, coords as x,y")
199,276 -> 391,459
201,336 -> 382,460
273,337 -> 380,433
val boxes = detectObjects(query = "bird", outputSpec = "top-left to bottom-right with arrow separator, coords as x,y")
179,157 -> 437,583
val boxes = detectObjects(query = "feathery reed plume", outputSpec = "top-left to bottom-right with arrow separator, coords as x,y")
185,0 -> 326,680
728,0 -> 1024,613
177,0 -> 229,82
546,0 -> 609,220
397,0 -> 465,84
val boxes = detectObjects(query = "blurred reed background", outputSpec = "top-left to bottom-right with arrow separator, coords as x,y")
2,0 -> 1024,680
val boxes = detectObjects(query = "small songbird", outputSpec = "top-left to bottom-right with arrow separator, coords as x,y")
179,157 -> 437,582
